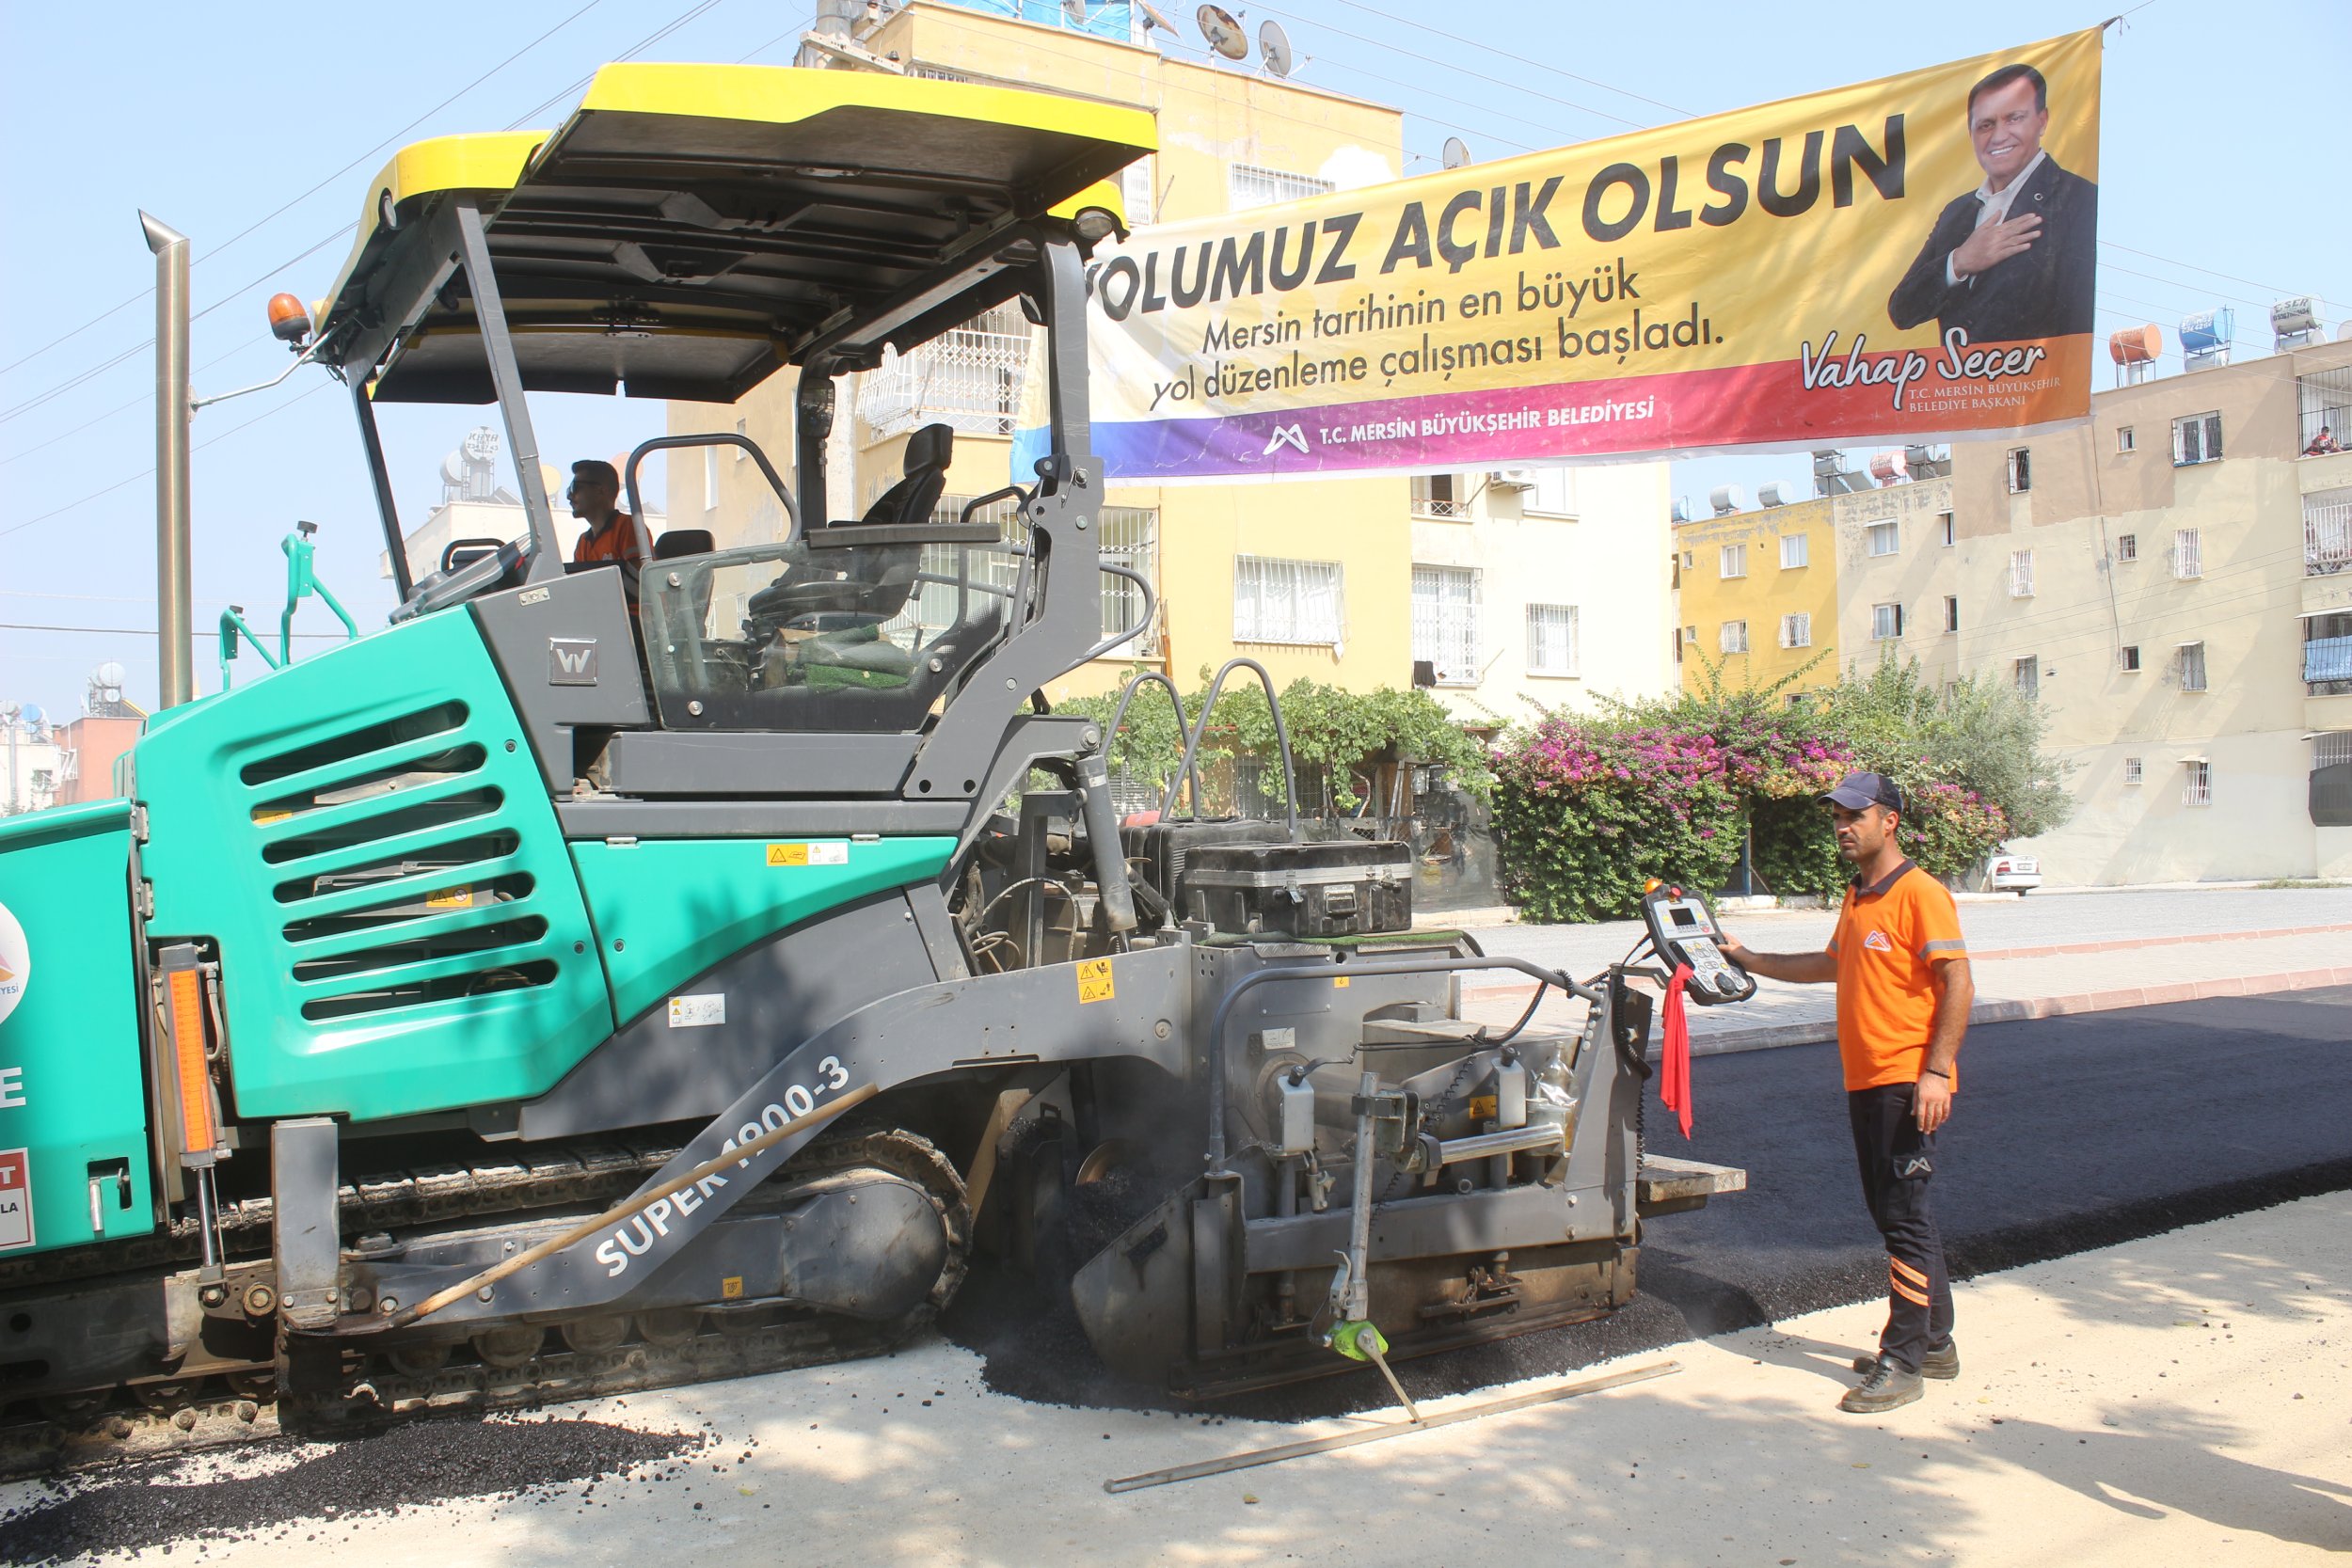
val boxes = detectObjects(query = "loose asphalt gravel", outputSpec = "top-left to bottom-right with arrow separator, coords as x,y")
6,985 -> 2349,1562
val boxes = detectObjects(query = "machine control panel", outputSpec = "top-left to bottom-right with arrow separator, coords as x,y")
1639,884 -> 1756,1005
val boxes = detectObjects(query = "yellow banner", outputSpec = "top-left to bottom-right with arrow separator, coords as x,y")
1025,30 -> 2102,481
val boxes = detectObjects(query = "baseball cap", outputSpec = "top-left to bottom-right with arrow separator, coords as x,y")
1819,770 -> 1904,814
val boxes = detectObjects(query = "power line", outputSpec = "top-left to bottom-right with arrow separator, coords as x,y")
0,0 -> 607,387
1,621 -> 350,641
1317,0 -> 1695,120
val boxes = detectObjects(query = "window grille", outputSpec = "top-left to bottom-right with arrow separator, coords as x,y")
2172,528 -> 2203,578
2171,411 -> 2223,466
1526,603 -> 1579,675
1779,611 -> 1811,648
1719,619 -> 1750,654
2122,756 -> 2143,784
2116,532 -> 2137,562
1411,474 -> 1467,519
2010,550 -> 2035,597
863,307 -> 1031,436
2015,657 -> 2040,699
1229,163 -> 1334,212
1411,565 -> 1482,684
2177,641 -> 2208,692
1234,555 -> 1345,645
2183,760 -> 2212,807
2303,489 -> 2352,575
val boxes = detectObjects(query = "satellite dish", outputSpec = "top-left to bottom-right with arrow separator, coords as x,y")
1197,4 -> 1248,59
1062,0 -> 1089,24
1134,0 -> 1177,31
1259,19 -> 1293,75
1441,136 -> 1470,170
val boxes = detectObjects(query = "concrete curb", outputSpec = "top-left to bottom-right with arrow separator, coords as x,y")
1678,965 -> 2352,1057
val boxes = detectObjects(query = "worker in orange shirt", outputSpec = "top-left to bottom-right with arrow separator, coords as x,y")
1719,771 -> 1975,1415
568,459 -> 651,592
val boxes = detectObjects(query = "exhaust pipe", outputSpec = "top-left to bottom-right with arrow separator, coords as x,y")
142,213 -> 194,709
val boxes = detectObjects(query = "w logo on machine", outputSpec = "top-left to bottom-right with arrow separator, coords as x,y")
1863,929 -> 1893,953
548,637 -> 599,686
1261,423 -> 1309,457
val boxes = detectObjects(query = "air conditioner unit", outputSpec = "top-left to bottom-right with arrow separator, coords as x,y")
1488,468 -> 1539,490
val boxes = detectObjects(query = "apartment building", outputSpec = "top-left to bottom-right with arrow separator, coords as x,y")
667,0 -> 1675,715
1672,478 -> 1955,699
1904,338 -> 2352,883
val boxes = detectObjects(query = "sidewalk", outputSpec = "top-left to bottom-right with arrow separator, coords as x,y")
1453,884 -> 2352,1051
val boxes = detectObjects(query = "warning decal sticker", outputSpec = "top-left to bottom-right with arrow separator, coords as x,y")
0,1148 -> 32,1251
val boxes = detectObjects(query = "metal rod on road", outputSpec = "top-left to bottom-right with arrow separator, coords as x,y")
1104,1360 -> 1682,1493
142,213 -> 193,709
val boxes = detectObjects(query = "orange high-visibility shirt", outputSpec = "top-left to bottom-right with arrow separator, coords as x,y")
572,511 -> 649,566
1827,860 -> 1968,1091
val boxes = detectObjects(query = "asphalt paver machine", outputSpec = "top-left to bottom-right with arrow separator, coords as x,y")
0,65 -> 1743,1458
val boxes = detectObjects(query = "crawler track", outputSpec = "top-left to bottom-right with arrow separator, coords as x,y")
0,1130 -> 968,1480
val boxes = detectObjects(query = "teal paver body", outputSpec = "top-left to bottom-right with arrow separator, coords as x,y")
0,800 -> 158,1256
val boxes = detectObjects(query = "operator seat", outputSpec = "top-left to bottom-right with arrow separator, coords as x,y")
744,424 -> 955,692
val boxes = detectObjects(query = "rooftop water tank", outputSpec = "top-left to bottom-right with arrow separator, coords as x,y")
2179,309 -> 2234,355
2108,324 -> 2162,365
1708,484 -> 1744,515
2272,296 -> 2320,336
1869,450 -> 1909,484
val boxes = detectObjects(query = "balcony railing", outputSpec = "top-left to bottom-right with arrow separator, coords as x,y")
2306,635 -> 2352,685
2307,495 -> 2352,576
864,326 -> 1031,437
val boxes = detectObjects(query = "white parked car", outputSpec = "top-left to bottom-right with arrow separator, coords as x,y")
1981,850 -> 2042,895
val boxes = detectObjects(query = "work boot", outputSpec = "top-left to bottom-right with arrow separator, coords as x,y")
1851,1341 -> 1959,1380
1838,1357 -> 1923,1414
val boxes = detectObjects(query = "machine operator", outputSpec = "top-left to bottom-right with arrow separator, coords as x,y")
568,458 -> 652,593
1717,770 -> 1974,1415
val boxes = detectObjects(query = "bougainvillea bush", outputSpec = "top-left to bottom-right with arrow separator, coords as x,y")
1493,656 -> 2056,921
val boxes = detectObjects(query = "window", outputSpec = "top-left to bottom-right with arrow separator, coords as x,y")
1785,692 -> 1810,710
1871,602 -> 1904,641
2172,411 -> 2224,466
2317,733 -> 2352,768
703,446 -> 721,512
1683,624 -> 1698,645
1719,543 -> 1748,578
2308,488 -> 2352,573
1780,532 -> 1809,569
1866,520 -> 1899,557
1234,556 -> 1344,645
1411,473 -> 1465,519
1943,595 -> 1959,633
1681,550 -> 1694,570
2177,641 -> 2208,692
2116,532 -> 2138,562
2117,425 -> 2136,453
1099,506 -> 1159,654
2183,760 -> 2213,807
2119,644 -> 2141,672
733,417 -> 748,460
1229,163 -> 1334,212
1526,603 -> 1580,675
2123,756 -> 2144,785
1120,155 -> 1156,227
1526,468 -> 1577,517
1779,611 -> 1811,649
1938,511 -> 1956,546
2014,657 -> 2040,699
2010,549 -> 2035,597
2172,528 -> 2203,579
1411,565 -> 1482,684
1720,619 -> 1750,654
2007,447 -> 2032,492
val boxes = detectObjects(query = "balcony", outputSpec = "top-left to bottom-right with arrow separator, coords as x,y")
2308,490 -> 2352,576
2308,634 -> 2352,691
864,323 -> 1030,438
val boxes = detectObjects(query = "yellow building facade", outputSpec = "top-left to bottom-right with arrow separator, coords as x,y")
1671,496 -> 1842,695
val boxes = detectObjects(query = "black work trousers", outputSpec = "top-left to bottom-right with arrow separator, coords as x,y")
1847,1082 -> 1954,1372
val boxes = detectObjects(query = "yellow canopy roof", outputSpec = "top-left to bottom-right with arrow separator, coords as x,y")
316,64 -> 1153,404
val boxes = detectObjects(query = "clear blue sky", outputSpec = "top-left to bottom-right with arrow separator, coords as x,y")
2,0 -> 2344,722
